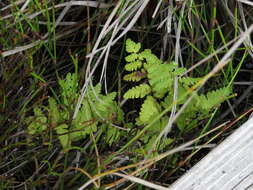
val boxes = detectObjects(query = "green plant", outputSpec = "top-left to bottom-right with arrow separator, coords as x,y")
123,39 -> 232,150
26,73 -> 125,150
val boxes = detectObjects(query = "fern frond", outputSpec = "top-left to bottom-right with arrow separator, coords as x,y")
92,92 -> 118,119
27,107 -> 47,135
123,71 -> 146,82
123,84 -> 151,99
176,112 -> 198,131
59,73 -> 78,106
86,83 -> 102,102
138,96 -> 160,124
125,60 -> 142,71
48,98 -> 60,126
125,53 -> 138,62
198,87 -> 231,110
55,124 -> 70,149
126,38 -> 141,53
161,85 -> 189,109
147,64 -> 174,93
105,125 -> 121,146
140,49 -> 162,65
71,99 -> 97,141
159,137 -> 173,150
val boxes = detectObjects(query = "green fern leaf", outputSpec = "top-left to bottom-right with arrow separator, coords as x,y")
198,87 -> 231,110
90,91 -> 120,123
147,64 -> 174,95
159,137 -> 173,150
96,92 -> 117,117
55,124 -> 70,150
140,49 -> 162,65
105,125 -> 121,146
125,60 -> 142,71
124,84 -> 151,99
27,107 -> 47,135
138,96 -> 160,124
48,98 -> 60,126
125,53 -> 138,62
126,38 -> 141,53
59,73 -> 78,106
172,67 -> 187,75
123,71 -> 146,82
86,83 -> 102,102
176,112 -> 198,131
71,99 -> 97,141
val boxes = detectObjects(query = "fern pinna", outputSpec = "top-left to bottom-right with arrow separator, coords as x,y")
123,38 -> 232,150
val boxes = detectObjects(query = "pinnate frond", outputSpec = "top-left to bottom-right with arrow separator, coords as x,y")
198,87 -> 231,110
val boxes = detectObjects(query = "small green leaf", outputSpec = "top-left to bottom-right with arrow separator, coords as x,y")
125,53 -> 138,62
48,98 -> 60,125
55,124 -> 70,149
123,84 -> 151,99
140,49 -> 162,65
123,71 -> 146,82
126,38 -> 141,53
27,107 -> 47,135
59,73 -> 78,106
138,96 -> 160,124
71,99 -> 97,141
125,60 -> 142,71
105,125 -> 120,146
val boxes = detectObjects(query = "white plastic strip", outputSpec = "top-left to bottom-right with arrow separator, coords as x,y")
169,117 -> 253,190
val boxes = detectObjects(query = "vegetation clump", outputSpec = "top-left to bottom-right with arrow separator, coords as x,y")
26,73 -> 124,150
1,1 -> 251,189
123,39 -> 232,150
26,39 -> 232,154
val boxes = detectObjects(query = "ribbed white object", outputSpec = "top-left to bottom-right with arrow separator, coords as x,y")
169,117 -> 253,190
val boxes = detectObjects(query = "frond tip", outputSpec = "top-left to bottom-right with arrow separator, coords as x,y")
125,38 -> 141,53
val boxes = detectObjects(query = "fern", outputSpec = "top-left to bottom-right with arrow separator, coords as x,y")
86,83 -> 102,102
125,60 -> 142,71
137,96 -> 160,125
26,73 -> 125,150
125,53 -> 139,62
123,38 -> 232,152
93,92 -> 118,119
55,124 -> 70,149
123,83 -> 151,99
59,72 -> 78,107
123,71 -> 146,82
140,49 -> 162,65
197,87 -> 231,110
26,107 -> 47,135
105,124 -> 121,146
71,99 -> 97,141
125,38 -> 141,53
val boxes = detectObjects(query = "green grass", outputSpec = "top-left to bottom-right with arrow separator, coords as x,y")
1,0 -> 253,189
